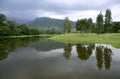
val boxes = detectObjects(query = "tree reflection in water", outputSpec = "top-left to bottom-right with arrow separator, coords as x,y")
104,47 -> 112,70
63,44 -> 112,70
96,46 -> 104,70
63,43 -> 72,59
76,44 -> 93,60
96,45 -> 112,70
0,36 -> 41,61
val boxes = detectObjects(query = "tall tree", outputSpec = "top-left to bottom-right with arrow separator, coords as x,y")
87,18 -> 93,33
76,18 -> 93,33
76,19 -> 87,33
0,13 -> 7,25
104,9 -> 112,33
63,17 -> 72,33
96,12 -> 104,34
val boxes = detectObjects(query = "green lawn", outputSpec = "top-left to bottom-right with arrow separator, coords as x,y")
49,33 -> 120,48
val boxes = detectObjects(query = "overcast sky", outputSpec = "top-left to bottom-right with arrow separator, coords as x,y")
0,0 -> 120,22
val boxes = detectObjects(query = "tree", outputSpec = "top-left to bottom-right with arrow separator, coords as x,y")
104,9 -> 112,33
0,13 -> 7,26
112,22 -> 120,33
76,18 -> 93,33
76,19 -> 87,33
18,24 -> 30,35
30,28 -> 40,35
63,17 -> 72,33
87,18 -> 93,33
0,26 -> 11,36
7,20 -> 16,35
96,12 -> 104,34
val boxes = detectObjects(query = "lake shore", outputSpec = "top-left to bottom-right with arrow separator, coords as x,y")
49,33 -> 120,48
0,34 -> 56,38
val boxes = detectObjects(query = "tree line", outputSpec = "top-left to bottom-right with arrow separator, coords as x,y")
0,13 -> 62,36
0,13 -> 41,36
63,9 -> 120,34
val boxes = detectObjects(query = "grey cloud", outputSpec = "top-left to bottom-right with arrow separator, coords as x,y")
0,0 -> 120,22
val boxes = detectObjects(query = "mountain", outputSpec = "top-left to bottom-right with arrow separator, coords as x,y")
26,17 -> 76,29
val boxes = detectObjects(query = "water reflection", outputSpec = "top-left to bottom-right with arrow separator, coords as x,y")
0,37 -> 113,71
0,36 -> 41,61
76,44 -> 93,60
96,46 -> 112,70
63,43 -> 72,59
63,44 -> 113,70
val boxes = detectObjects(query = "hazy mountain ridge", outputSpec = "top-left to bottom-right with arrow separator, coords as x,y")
26,17 -> 76,29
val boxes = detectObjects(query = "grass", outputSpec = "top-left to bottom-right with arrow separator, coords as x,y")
49,33 -> 120,48
0,34 -> 56,38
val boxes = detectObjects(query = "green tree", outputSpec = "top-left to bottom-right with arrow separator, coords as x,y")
18,24 -> 30,35
76,18 -> 93,33
76,19 -> 87,33
0,13 -> 7,26
112,22 -> 120,33
0,26 -> 11,36
63,17 -> 72,33
96,12 -> 104,34
104,9 -> 112,33
30,28 -> 40,35
7,20 -> 16,35
87,18 -> 93,33
76,19 -> 86,33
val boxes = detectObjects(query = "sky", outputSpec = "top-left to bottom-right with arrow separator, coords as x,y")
0,0 -> 120,22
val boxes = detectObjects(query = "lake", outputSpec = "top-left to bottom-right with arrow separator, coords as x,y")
0,36 -> 120,79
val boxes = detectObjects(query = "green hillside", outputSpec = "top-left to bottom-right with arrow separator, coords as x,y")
26,17 -> 76,29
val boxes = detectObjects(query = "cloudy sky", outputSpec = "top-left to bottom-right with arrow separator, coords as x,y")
0,0 -> 120,22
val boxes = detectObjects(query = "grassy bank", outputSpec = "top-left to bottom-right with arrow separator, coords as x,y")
49,33 -> 120,48
0,34 -> 56,38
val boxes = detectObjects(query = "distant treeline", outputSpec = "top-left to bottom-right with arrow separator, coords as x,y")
63,9 -> 120,34
0,13 -> 62,36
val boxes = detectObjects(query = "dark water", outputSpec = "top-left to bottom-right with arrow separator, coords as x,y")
0,37 -> 120,79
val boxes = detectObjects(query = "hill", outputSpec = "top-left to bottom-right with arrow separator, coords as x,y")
26,17 -> 76,29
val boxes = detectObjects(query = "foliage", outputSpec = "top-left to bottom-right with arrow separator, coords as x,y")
112,22 -> 120,33
63,17 -> 72,33
0,13 -> 63,36
96,12 -> 104,34
104,9 -> 112,33
0,13 -> 7,25
0,13 -> 41,36
76,18 -> 94,33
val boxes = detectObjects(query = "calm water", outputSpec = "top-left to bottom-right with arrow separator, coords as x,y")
0,37 -> 120,79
